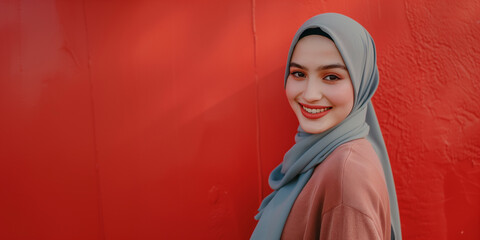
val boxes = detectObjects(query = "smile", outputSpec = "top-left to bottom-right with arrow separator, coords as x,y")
299,103 -> 332,119
302,106 -> 331,113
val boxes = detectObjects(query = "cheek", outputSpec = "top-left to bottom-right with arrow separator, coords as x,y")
324,82 -> 354,110
285,79 -> 302,103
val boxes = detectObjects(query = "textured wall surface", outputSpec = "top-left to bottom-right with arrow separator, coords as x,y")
0,0 -> 479,239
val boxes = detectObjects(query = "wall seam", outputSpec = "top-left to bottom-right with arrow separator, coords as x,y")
18,0 -> 23,76
82,1 -> 106,239
251,0 -> 264,205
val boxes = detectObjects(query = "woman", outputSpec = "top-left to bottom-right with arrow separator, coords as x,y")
251,13 -> 401,240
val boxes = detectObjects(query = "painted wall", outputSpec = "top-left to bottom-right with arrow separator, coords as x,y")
0,0 -> 479,239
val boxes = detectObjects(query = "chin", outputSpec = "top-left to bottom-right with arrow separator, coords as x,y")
299,123 -> 327,134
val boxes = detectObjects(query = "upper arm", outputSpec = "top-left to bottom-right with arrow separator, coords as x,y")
324,140 -> 390,240
320,204 -> 382,240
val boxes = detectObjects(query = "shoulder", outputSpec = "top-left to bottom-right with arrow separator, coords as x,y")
310,138 -> 389,212
313,138 -> 380,176
311,138 -> 383,185
320,138 -> 391,237
337,139 -> 388,209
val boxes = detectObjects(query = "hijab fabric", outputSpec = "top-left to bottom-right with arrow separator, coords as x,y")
251,13 -> 401,240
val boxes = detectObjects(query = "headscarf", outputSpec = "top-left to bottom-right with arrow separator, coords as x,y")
251,13 -> 401,240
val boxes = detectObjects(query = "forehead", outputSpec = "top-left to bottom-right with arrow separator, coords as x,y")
291,35 -> 345,64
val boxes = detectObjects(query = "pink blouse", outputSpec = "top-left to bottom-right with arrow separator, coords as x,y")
281,138 -> 391,240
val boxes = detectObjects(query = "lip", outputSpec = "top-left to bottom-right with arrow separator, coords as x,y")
299,103 -> 332,119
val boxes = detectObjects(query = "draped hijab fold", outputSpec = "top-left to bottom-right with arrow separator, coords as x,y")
251,13 -> 401,240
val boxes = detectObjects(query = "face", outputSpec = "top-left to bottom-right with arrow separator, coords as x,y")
286,35 -> 354,134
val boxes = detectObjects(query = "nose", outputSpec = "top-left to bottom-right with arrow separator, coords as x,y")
302,78 -> 323,103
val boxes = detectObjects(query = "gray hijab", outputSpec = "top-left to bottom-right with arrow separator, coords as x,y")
251,13 -> 401,240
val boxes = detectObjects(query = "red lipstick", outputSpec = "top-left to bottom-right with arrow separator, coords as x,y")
299,103 -> 332,119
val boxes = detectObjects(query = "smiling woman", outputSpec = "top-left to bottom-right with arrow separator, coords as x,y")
286,34 -> 354,134
251,13 -> 401,240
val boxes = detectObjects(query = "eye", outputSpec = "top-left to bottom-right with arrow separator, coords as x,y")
291,71 -> 306,78
324,74 -> 341,81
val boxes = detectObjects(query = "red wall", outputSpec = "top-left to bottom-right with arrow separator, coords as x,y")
0,0 -> 479,239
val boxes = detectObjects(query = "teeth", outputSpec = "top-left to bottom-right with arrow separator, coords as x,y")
302,106 -> 331,114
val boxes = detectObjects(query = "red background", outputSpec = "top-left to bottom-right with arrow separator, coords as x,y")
1,0 -> 479,239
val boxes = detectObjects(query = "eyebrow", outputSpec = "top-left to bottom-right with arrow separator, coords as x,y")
290,62 -> 348,71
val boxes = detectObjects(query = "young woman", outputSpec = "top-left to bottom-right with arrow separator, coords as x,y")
251,13 -> 401,240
